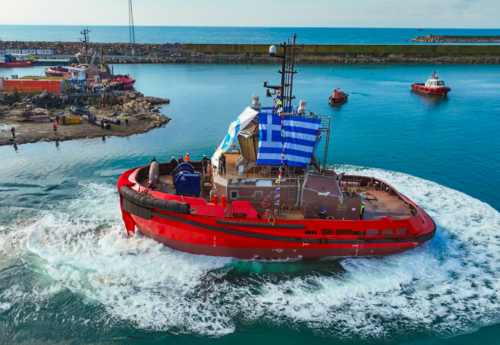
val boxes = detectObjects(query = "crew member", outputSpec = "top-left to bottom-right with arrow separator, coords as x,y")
201,155 -> 209,173
53,122 -> 58,135
169,156 -> 178,173
151,156 -> 157,163
184,153 -> 190,162
318,206 -> 327,219
360,203 -> 365,220
147,180 -> 157,191
11,127 -> 15,139
219,152 -> 226,175
178,156 -> 184,164
124,115 -> 129,126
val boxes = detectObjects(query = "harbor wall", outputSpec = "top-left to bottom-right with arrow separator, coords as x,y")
183,44 -> 500,55
2,41 -> 500,64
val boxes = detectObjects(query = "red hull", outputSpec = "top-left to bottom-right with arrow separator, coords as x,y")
109,76 -> 136,89
0,61 -> 32,68
45,68 -> 70,77
329,94 -> 348,104
411,83 -> 451,96
117,168 -> 436,259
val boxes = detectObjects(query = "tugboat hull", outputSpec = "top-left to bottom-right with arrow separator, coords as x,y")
411,83 -> 451,96
118,168 -> 436,260
131,216 -> 435,259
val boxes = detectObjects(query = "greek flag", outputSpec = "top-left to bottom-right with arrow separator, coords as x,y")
257,114 -> 321,167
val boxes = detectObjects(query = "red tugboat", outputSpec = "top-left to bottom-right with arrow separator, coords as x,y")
0,55 -> 32,68
329,88 -> 348,104
117,36 -> 436,259
411,72 -> 451,96
108,74 -> 136,89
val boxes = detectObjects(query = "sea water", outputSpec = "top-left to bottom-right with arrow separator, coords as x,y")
2,25 -> 500,44
1,63 -> 500,344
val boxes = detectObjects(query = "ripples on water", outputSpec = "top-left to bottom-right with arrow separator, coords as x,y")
1,167 -> 500,343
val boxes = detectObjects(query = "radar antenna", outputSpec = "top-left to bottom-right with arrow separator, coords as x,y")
129,0 -> 136,44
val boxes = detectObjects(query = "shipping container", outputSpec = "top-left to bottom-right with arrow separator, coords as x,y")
3,79 -> 63,93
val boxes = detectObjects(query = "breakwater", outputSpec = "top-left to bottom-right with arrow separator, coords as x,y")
411,35 -> 500,43
2,41 -> 500,64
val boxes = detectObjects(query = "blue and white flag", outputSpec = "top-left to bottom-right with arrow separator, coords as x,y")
257,114 -> 321,167
211,107 -> 258,167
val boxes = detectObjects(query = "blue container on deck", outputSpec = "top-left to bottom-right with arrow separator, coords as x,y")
174,171 -> 200,197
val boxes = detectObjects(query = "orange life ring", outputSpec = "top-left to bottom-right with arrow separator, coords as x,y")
261,199 -> 270,208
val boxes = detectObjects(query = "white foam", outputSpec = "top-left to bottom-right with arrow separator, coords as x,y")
5,168 -> 500,338
0,124 -> 18,131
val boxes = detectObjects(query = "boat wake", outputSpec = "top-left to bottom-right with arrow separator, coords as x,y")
2,168 -> 500,339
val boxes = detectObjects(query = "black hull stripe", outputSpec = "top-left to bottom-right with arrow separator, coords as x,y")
151,211 -> 436,245
217,219 -> 306,229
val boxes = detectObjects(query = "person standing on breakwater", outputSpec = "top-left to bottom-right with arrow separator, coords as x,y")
61,113 -> 66,125
124,115 -> 129,126
100,119 -> 104,130
53,122 -> 58,135
55,114 -> 60,124
11,127 -> 16,139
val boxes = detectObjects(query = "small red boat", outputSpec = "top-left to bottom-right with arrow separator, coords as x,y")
411,73 -> 451,96
117,36 -> 436,260
329,89 -> 348,104
44,66 -> 71,77
0,55 -> 32,68
108,74 -> 135,89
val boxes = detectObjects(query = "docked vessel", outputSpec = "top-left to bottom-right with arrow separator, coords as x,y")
0,54 -> 32,68
329,88 -> 348,104
44,66 -> 71,77
108,74 -> 136,89
117,36 -> 436,259
411,73 -> 451,96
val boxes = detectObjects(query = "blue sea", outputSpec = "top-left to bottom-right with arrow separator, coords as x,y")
1,54 -> 500,343
1,25 -> 500,44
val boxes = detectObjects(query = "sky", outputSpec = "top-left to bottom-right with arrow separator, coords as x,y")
1,0 -> 499,28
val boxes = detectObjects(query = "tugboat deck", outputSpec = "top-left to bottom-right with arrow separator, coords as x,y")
136,160 -> 413,220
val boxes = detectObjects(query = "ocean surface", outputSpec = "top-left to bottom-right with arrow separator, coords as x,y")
1,62 -> 500,344
1,25 -> 500,44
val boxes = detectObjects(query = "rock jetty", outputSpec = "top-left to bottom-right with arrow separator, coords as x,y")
0,90 -> 171,146
410,35 -> 500,43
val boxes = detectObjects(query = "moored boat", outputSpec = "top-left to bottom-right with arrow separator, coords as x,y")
44,66 -> 71,77
108,74 -> 136,89
329,88 -> 348,104
411,72 -> 451,96
117,36 -> 436,260
0,55 -> 32,68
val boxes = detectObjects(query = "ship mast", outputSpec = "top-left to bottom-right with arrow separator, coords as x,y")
264,34 -> 297,113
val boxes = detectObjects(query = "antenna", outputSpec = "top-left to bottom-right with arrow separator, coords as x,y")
79,28 -> 91,63
129,0 -> 136,44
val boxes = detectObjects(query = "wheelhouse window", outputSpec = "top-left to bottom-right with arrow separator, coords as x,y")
230,191 -> 239,199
